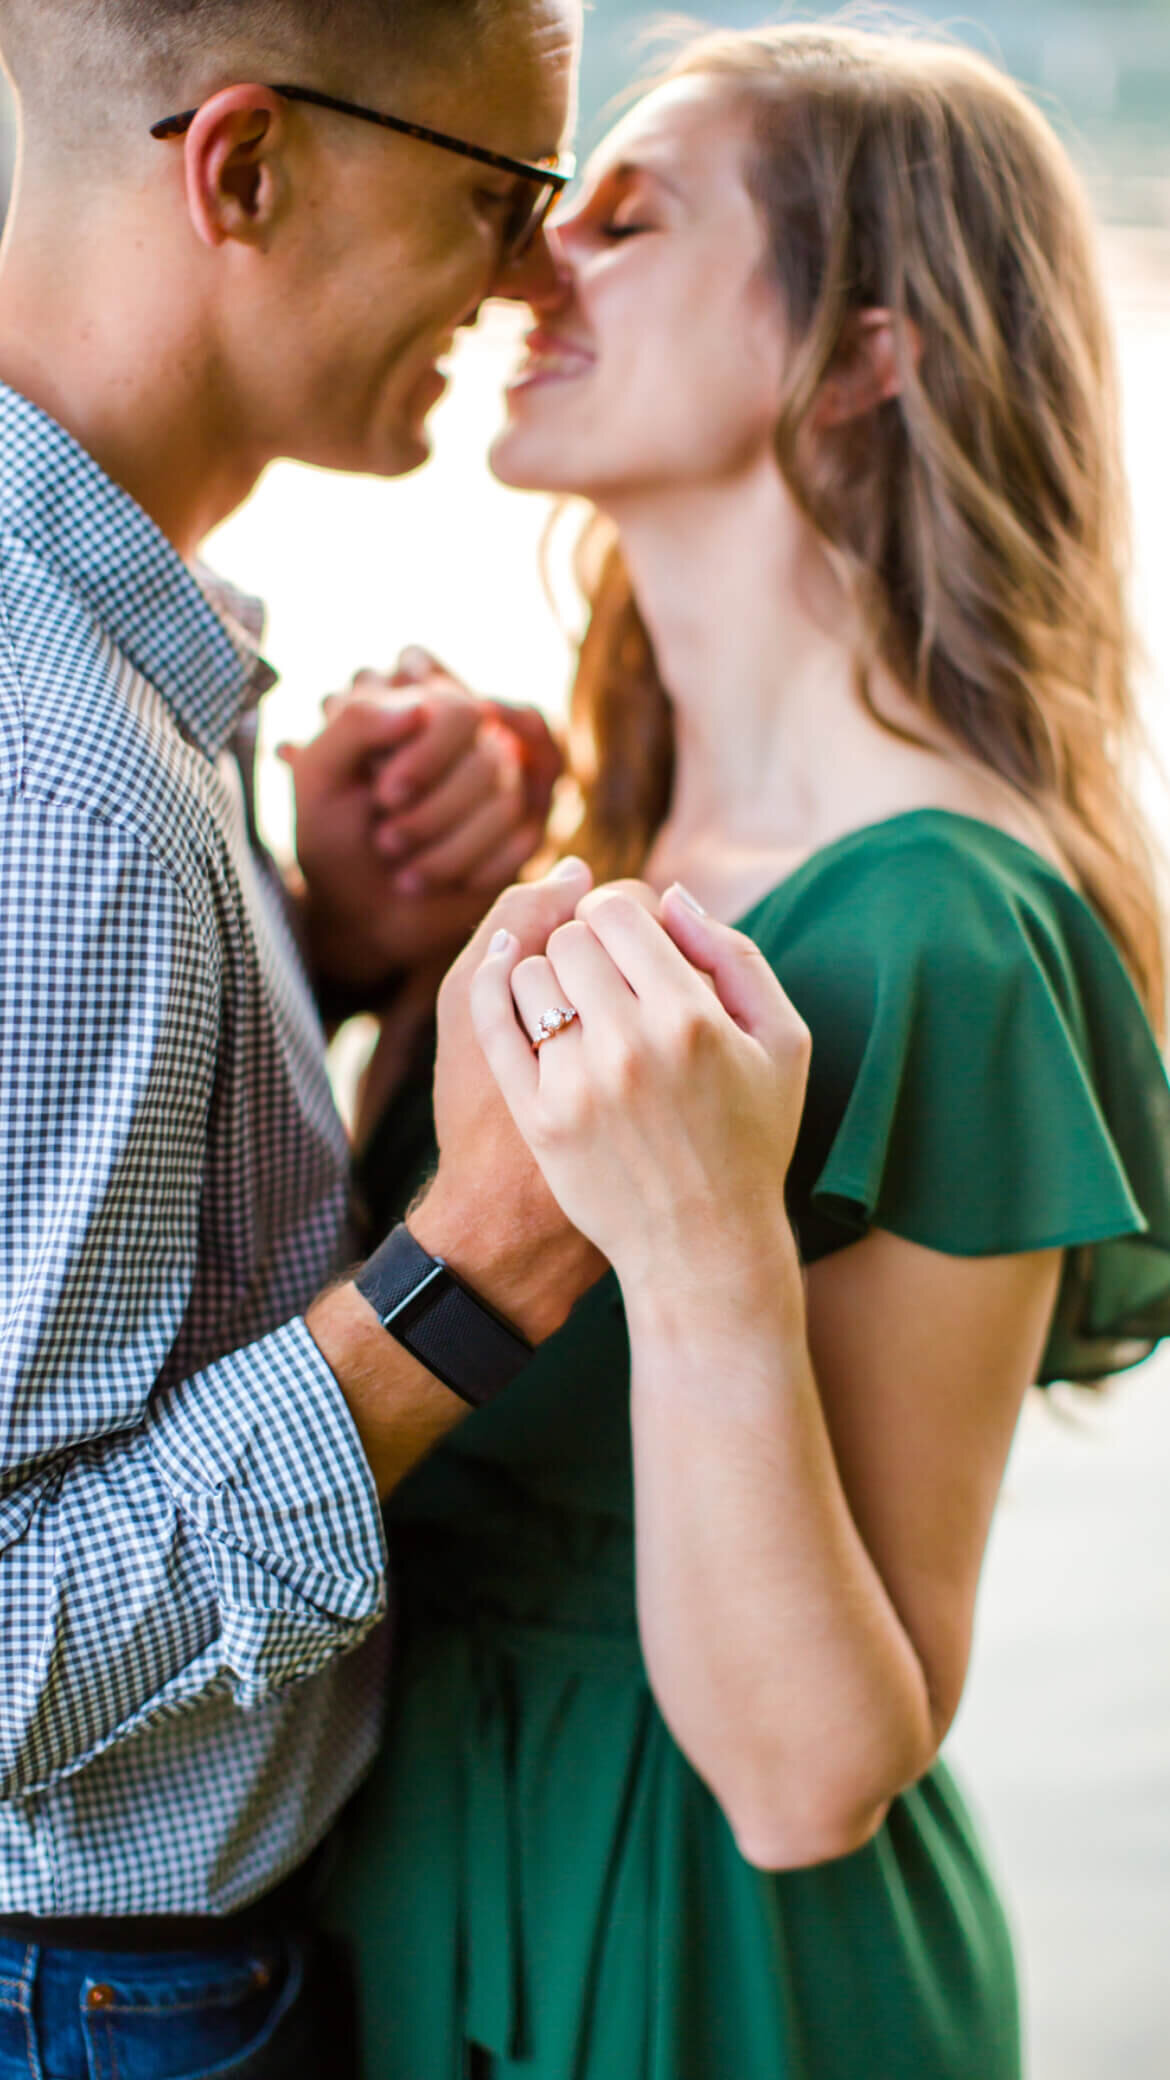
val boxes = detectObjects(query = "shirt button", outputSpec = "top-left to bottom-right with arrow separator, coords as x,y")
86,1984 -> 115,2009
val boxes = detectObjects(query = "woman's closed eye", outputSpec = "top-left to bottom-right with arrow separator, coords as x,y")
591,190 -> 660,241
600,214 -> 652,241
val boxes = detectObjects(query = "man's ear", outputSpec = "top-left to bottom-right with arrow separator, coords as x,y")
183,85 -> 288,249
813,309 -> 921,429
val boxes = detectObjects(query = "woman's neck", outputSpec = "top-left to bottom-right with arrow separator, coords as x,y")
605,465 -> 1049,915
609,466 -> 889,854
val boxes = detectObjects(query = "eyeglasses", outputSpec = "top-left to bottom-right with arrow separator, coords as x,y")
150,82 -> 574,264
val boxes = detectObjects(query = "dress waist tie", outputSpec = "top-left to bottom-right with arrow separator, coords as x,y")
428,1603 -> 645,2066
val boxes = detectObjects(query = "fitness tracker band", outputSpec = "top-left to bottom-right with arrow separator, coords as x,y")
354,1222 -> 533,1408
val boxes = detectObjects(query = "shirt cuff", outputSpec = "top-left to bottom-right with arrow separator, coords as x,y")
144,1317 -> 387,1644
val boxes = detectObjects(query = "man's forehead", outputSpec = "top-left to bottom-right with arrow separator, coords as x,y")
398,0 -> 581,158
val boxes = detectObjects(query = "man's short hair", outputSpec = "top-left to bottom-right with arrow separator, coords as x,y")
0,0 -> 501,135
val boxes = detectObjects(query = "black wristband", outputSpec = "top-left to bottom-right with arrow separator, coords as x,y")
354,1223 -> 533,1408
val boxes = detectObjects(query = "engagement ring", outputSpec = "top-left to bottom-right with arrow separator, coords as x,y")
531,1005 -> 580,1051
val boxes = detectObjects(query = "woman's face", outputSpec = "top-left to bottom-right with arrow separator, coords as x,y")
491,77 -> 788,501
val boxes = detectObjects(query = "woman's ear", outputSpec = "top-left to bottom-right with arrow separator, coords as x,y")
814,309 -> 921,428
182,84 -> 288,249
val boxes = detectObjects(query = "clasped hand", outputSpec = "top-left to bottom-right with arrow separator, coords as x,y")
281,648 -> 562,990
469,876 -> 811,1293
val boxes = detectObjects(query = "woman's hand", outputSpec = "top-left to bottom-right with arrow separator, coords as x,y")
469,881 -> 811,1292
411,860 -> 610,1345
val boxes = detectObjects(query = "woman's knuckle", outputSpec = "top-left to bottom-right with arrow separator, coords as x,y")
785,1012 -> 812,1064
512,954 -> 547,994
605,878 -> 653,907
548,919 -> 587,962
667,1004 -> 714,1062
492,883 -> 536,929
578,888 -> 630,930
601,1039 -> 643,1100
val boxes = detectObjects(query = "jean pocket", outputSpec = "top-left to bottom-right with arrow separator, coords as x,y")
80,1935 -> 317,2080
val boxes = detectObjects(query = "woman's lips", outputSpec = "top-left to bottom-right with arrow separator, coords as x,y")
507,329 -> 595,393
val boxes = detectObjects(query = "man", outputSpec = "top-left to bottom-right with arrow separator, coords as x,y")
0,0 -> 594,2067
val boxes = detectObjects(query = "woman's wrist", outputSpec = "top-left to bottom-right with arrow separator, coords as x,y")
620,1216 -> 808,1359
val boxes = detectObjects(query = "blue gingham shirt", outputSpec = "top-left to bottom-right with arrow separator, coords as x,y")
0,383 -> 390,1913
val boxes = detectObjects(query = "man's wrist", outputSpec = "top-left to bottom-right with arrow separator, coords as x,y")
355,1223 -> 533,1406
408,1180 -> 599,1346
304,1281 -> 470,1497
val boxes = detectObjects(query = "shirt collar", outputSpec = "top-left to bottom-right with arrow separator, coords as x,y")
0,382 -> 277,758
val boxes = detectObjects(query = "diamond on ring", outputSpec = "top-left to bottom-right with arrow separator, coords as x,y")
532,1004 -> 580,1051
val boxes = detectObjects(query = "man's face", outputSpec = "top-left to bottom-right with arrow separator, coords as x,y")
237,0 -> 580,478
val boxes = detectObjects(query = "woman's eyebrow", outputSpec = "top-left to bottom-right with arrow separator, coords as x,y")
588,156 -> 688,203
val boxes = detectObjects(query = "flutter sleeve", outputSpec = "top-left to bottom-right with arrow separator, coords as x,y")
757,820 -> 1170,1382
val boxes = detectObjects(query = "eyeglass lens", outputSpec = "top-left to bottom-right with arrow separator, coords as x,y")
504,178 -> 555,260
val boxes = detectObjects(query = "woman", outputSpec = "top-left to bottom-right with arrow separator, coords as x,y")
326,23 -> 1170,2077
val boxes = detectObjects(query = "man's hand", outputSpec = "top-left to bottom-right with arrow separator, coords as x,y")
307,860 -> 608,1496
406,859 -> 610,1344
281,650 -> 563,995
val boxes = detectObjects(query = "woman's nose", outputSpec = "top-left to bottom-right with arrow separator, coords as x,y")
490,224 -> 572,313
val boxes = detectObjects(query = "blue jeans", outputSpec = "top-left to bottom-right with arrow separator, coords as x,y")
0,1928 -> 347,2079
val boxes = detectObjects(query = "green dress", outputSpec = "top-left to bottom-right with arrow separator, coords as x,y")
324,811 -> 1170,2080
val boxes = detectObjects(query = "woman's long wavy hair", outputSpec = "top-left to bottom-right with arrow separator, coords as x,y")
560,21 -> 1165,1031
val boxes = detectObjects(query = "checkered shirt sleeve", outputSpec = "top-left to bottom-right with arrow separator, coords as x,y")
0,792 -> 386,1798
0,382 -> 389,1907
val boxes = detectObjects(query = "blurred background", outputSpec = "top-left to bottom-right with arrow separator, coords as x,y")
2,6 -> 1167,2073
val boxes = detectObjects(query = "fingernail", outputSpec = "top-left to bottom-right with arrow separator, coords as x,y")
549,855 -> 588,882
490,928 -> 514,953
395,869 -> 424,895
668,881 -> 706,915
396,644 -> 434,678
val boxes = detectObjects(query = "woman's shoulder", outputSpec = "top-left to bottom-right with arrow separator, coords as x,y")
744,807 -> 1076,944
749,805 -> 1161,1149
743,806 -> 1132,1023
763,810 -> 1170,1380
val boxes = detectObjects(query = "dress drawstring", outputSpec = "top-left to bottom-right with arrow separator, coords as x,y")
425,1603 -> 645,2070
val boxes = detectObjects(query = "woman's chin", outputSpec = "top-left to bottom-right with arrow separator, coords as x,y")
489,421 -> 578,495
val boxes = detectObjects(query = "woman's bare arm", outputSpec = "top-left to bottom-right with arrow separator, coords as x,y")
627,1231 -> 1060,1868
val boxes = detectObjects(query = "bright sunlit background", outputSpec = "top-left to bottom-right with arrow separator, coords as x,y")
4,5 -> 1168,2074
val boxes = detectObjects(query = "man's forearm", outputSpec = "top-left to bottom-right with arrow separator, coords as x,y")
306,1181 -> 603,1497
0,1316 -> 387,1801
305,1280 -> 470,1497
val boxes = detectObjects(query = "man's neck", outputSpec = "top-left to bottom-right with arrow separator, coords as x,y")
0,209 -> 264,560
